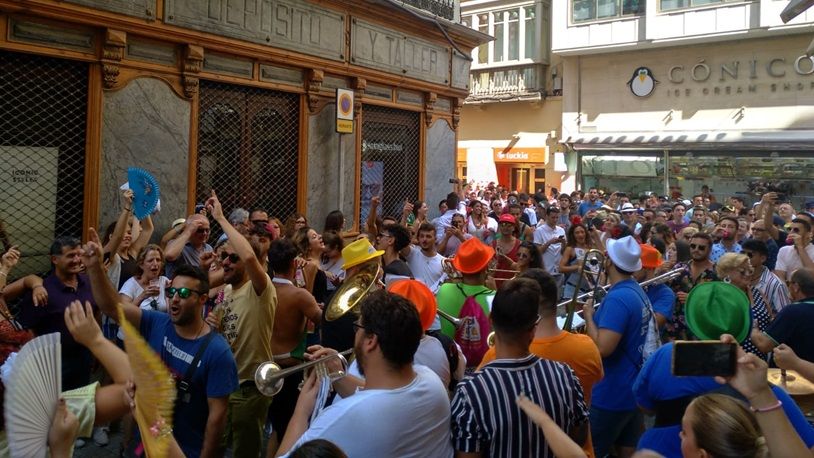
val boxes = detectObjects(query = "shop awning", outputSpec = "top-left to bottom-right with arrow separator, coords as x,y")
563,130 -> 814,151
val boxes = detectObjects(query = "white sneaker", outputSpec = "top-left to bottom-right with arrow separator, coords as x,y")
92,426 -> 109,446
75,438 -> 86,448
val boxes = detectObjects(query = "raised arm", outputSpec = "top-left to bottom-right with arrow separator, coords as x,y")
206,190 -> 269,296
104,190 -> 134,255
760,193 -> 780,241
164,217 -> 201,262
130,214 -> 154,256
82,228 -> 143,327
366,195 -> 381,237
0,246 -> 20,291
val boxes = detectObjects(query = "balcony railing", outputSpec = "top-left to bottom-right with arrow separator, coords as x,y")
399,0 -> 456,21
467,64 -> 544,103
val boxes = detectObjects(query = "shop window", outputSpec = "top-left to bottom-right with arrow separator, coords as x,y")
0,50 -> 88,278
360,105 -> 420,225
660,0 -> 742,12
197,80 -> 300,242
465,5 -> 539,65
572,0 -> 645,23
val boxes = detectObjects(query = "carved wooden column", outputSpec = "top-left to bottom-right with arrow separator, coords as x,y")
101,29 -> 126,89
452,97 -> 464,130
424,92 -> 437,127
306,69 -> 324,113
182,45 -> 204,98
353,77 -> 366,119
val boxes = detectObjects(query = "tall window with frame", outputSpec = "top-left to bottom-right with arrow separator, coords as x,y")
467,5 -> 539,66
660,0 -> 737,11
572,0 -> 644,23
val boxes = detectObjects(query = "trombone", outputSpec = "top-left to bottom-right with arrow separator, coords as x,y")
255,349 -> 353,397
562,249 -> 605,332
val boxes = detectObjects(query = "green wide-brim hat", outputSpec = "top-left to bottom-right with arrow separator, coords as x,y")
685,282 -> 752,343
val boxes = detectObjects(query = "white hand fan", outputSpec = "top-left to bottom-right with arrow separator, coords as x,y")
3,332 -> 61,458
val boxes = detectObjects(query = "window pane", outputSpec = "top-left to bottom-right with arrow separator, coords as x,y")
573,0 -> 596,22
461,16 -> 471,28
661,0 -> 690,10
509,16 -> 519,60
524,6 -> 536,59
494,23 -> 504,61
622,0 -> 645,14
693,0 -> 721,5
597,0 -> 619,18
478,14 -> 488,64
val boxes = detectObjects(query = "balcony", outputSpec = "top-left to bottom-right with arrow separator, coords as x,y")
400,0 -> 457,21
467,64 -> 545,103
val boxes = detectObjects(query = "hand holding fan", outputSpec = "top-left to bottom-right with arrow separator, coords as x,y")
118,306 -> 176,457
2,332 -> 61,458
127,167 -> 161,220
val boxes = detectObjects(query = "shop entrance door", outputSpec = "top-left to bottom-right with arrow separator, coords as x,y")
511,167 -> 530,194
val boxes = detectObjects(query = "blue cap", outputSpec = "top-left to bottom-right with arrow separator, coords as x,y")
773,215 -> 785,226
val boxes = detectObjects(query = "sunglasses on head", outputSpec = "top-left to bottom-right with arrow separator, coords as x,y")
220,252 -> 240,263
165,287 -> 204,299
689,243 -> 708,250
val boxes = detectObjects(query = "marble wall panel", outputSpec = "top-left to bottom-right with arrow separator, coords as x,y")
307,104 -> 356,231
424,119 -> 455,217
100,78 -> 191,241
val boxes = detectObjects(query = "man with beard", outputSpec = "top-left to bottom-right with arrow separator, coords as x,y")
205,191 -> 276,458
18,236 -> 97,390
405,223 -> 446,294
710,216 -> 742,262
775,218 -> 814,283
276,291 -> 453,458
664,232 -> 718,341
83,229 -> 238,458
577,187 -> 603,216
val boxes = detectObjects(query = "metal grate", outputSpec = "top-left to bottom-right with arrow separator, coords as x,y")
360,105 -> 421,224
0,50 -> 89,279
196,80 -> 300,242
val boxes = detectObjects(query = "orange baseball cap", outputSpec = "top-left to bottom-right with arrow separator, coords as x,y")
640,243 -> 662,269
452,238 -> 495,274
388,279 -> 436,331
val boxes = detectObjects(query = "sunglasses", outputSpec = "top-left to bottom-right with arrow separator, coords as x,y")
377,233 -> 393,239
296,219 -> 307,225
352,320 -> 372,334
220,252 -> 240,263
251,219 -> 268,225
742,251 -> 754,258
499,222 -> 514,226
791,227 -> 803,233
196,228 -> 210,234
165,287 -> 204,299
689,244 -> 709,250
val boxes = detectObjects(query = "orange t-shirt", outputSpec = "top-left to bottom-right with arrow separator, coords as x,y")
479,331 -> 604,458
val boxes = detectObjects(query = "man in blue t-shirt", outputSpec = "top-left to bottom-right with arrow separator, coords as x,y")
577,187 -> 604,216
583,236 -> 649,458
83,234 -> 238,458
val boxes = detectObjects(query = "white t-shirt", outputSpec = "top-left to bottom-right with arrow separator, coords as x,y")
434,203 -> 467,241
466,216 -> 497,243
533,224 -> 566,274
284,365 -> 453,458
118,276 -> 170,340
348,338 -> 451,389
405,246 -> 447,294
775,244 -> 814,281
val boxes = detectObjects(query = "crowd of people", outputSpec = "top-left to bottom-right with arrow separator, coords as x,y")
0,179 -> 814,458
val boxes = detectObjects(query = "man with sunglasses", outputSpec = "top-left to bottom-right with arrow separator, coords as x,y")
451,277 -> 588,457
204,191 -> 276,458
664,233 -> 718,341
164,212 -> 214,278
276,291 -> 453,457
775,218 -> 814,283
82,229 -> 238,458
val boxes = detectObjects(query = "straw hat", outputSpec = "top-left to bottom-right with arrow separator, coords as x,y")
341,238 -> 384,270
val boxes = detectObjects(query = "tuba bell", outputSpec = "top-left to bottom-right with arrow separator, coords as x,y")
324,261 -> 382,321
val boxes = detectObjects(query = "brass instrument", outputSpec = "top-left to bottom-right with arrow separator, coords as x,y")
437,308 -> 464,328
561,267 -> 684,332
324,261 -> 382,321
255,349 -> 353,397
562,249 -> 606,332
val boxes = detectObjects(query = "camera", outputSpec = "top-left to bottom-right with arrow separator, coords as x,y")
449,178 -> 460,184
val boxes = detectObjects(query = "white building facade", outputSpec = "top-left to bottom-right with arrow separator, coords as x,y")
554,0 -> 814,206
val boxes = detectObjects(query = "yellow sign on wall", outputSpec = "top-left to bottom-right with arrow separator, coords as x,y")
336,88 -> 354,133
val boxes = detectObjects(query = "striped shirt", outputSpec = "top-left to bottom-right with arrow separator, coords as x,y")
756,266 -> 791,312
450,354 -> 589,457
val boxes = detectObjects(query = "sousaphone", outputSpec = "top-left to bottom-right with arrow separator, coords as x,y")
324,261 -> 382,321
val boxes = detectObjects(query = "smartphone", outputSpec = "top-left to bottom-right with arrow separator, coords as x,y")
195,203 -> 206,213
672,341 -> 737,377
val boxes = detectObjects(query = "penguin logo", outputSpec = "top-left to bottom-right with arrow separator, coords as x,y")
628,67 -> 657,98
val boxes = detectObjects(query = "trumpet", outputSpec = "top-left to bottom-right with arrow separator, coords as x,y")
562,249 -> 605,332
255,349 -> 353,397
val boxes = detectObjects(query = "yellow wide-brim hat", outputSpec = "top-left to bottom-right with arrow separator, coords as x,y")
342,238 -> 384,270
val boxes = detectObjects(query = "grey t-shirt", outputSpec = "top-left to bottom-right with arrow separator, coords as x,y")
165,242 -> 213,277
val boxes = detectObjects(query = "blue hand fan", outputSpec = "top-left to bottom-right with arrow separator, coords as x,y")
127,167 -> 160,220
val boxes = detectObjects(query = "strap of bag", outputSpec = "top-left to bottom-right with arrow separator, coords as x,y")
455,283 -> 491,300
179,327 -> 216,393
